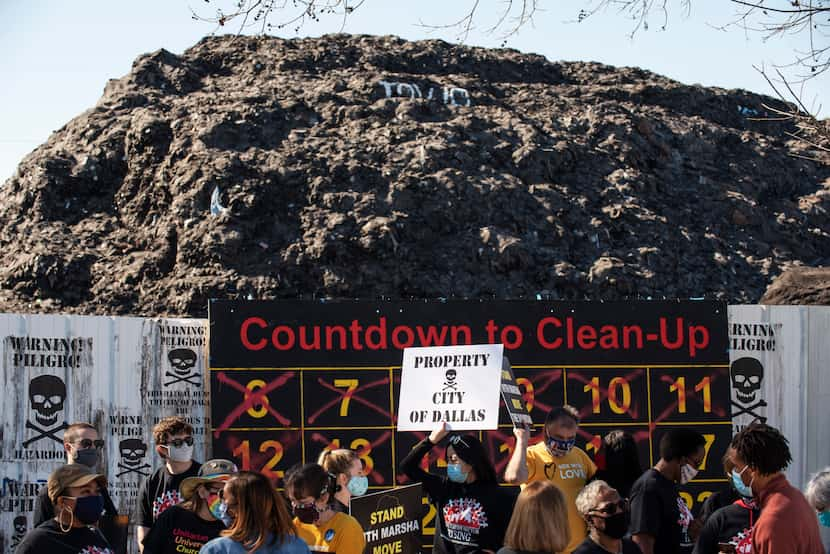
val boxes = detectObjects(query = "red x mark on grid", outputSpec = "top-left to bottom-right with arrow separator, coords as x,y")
310,431 -> 392,484
214,371 -> 295,437
568,368 -> 644,420
519,369 -> 563,415
651,370 -> 727,429
306,376 -> 391,424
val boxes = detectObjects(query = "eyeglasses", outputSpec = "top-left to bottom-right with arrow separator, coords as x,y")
589,499 -> 629,516
164,436 -> 194,448
74,439 -> 105,449
449,435 -> 470,448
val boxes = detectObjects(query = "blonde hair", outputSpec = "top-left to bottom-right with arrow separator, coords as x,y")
575,480 -> 613,518
504,481 -> 570,553
63,422 -> 96,445
318,449 -> 358,478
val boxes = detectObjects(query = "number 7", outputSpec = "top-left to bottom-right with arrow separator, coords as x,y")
699,434 -> 716,470
334,379 -> 359,416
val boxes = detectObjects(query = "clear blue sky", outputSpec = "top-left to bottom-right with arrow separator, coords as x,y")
1,1 -> 827,183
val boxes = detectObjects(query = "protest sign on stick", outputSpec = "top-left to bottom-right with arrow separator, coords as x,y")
500,357 -> 532,427
397,344 -> 504,431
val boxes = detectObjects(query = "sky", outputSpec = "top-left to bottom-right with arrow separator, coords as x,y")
1,1 -> 827,183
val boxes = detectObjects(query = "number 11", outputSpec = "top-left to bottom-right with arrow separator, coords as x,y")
669,376 -> 712,413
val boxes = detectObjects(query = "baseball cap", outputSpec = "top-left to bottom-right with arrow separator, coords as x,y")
47,464 -> 108,504
179,459 -> 238,500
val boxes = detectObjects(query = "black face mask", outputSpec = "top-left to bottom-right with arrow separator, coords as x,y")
599,511 -> 629,539
293,504 -> 321,524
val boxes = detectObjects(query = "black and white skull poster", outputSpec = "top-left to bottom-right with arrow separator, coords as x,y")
0,315 -> 210,554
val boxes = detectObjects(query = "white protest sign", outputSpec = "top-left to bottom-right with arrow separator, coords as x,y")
397,344 -> 504,431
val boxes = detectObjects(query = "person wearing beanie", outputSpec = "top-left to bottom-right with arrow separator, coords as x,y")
141,459 -> 238,554
14,464 -> 113,553
400,422 -> 517,554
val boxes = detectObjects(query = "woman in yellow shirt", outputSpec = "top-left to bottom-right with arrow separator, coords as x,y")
284,463 -> 366,554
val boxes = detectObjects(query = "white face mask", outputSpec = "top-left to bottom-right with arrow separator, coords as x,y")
165,443 -> 194,462
680,463 -> 698,485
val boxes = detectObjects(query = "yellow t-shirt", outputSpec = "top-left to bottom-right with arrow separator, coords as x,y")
294,511 -> 366,554
524,442 -> 597,554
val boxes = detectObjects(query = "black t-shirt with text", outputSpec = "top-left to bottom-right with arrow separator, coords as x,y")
400,439 -> 518,554
141,504 -> 226,554
630,469 -> 695,554
137,461 -> 201,528
574,537 -> 642,554
14,518 -> 114,554
692,500 -> 759,554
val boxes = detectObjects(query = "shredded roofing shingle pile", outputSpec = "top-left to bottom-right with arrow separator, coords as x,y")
0,34 -> 827,316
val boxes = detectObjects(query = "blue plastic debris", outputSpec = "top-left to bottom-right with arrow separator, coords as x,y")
737,106 -> 759,117
210,186 -> 227,216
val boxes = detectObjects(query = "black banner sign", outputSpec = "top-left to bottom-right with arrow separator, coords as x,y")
209,300 -> 731,539
500,358 -> 532,427
350,483 -> 424,554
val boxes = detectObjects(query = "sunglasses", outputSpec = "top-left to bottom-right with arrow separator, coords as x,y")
74,439 -> 105,449
164,436 -> 194,448
589,499 -> 629,516
448,435 -> 470,448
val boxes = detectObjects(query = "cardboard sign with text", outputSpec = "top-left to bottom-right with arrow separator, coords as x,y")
500,357 -> 532,427
397,344 -> 503,431
350,483 -> 424,554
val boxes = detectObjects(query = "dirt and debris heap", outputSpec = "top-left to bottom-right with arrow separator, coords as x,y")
1,34 -> 828,316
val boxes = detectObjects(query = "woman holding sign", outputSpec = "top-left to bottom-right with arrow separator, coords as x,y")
400,422 -> 517,554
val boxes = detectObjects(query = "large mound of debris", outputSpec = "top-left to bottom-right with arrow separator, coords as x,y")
1,34 -> 828,317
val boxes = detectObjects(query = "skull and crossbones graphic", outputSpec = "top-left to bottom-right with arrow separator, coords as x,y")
164,348 -> 200,387
23,375 -> 69,448
117,438 -> 151,478
442,369 -> 458,391
10,514 -> 27,549
731,357 -> 767,421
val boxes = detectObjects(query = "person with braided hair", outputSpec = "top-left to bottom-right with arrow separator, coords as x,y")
728,423 -> 824,554
284,463 -> 365,554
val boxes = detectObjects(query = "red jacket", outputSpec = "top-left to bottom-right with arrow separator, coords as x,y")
753,473 -> 825,554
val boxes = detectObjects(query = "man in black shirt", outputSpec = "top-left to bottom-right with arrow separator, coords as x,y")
574,480 -> 641,554
630,429 -> 706,554
136,416 -> 201,553
32,422 -> 118,526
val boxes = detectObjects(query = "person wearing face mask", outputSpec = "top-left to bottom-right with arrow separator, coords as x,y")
317,449 -> 368,513
629,428 -> 705,554
692,448 -> 759,554
805,467 -> 830,553
15,464 -> 113,553
400,422 -> 517,554
140,459 -> 237,554
505,405 -> 597,554
284,463 -> 365,554
201,471 -> 310,554
136,416 -> 202,552
33,422 -> 118,527
728,423 -> 824,554
574,480 -> 640,554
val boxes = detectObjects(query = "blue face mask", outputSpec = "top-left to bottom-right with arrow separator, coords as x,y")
731,467 -> 754,498
546,436 -> 575,457
447,463 -> 469,483
819,510 -> 830,528
346,475 -> 369,497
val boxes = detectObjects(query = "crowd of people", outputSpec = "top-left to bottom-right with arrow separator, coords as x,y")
11,411 -> 830,553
